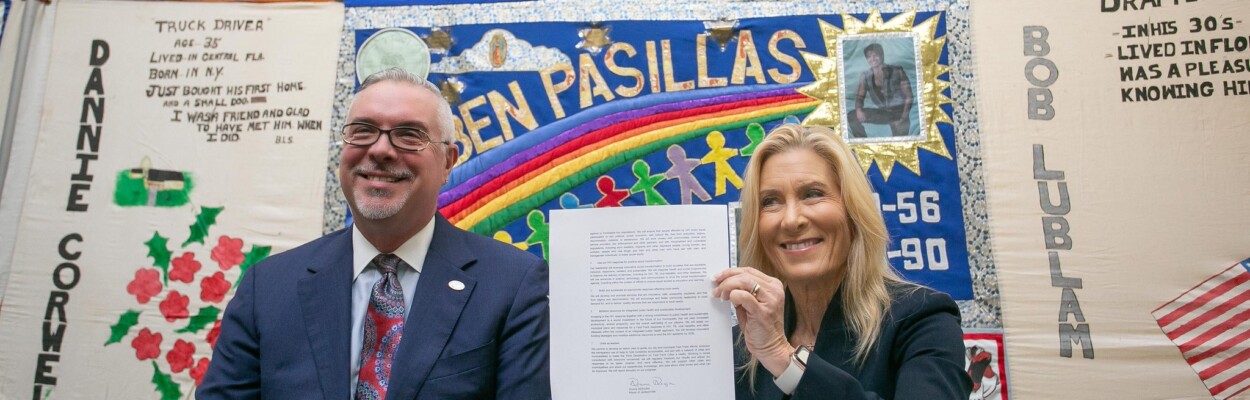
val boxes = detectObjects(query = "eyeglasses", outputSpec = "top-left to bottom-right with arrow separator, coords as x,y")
340,122 -> 450,152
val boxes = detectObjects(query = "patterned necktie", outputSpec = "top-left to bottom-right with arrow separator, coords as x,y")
355,253 -> 406,400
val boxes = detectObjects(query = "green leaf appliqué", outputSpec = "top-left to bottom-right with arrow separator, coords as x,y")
182,206 -> 224,248
151,361 -> 182,400
146,232 -> 172,285
104,310 -> 141,345
234,245 -> 272,288
175,306 -> 221,334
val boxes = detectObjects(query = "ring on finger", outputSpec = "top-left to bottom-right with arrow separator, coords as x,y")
750,282 -> 761,297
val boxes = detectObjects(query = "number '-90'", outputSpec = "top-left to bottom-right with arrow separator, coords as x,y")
899,237 -> 948,271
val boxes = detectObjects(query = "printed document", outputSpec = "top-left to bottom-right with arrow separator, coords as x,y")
549,205 -> 735,399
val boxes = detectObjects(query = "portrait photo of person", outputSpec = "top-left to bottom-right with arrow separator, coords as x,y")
841,36 -> 924,141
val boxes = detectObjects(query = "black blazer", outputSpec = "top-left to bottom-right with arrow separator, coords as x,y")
735,283 -> 972,400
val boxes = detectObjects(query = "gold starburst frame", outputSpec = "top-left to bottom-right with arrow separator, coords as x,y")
797,10 -> 952,180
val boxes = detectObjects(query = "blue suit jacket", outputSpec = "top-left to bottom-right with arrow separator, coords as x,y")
198,215 -> 550,399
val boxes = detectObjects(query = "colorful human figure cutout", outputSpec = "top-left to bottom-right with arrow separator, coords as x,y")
559,192 -> 589,209
739,123 -> 766,157
492,231 -> 529,251
699,130 -> 743,196
628,160 -> 668,205
663,144 -> 711,204
594,176 -> 630,207
524,210 -> 549,260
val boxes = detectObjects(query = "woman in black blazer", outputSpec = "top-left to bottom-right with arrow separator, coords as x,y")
714,123 -> 972,399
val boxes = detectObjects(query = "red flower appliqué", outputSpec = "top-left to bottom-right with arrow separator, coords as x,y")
169,252 -> 202,283
160,291 -> 190,322
200,272 -> 231,303
111,211 -> 274,396
131,328 -> 163,360
207,320 -> 222,349
190,358 -> 210,385
126,268 -> 162,304
211,236 -> 244,270
166,339 -> 195,373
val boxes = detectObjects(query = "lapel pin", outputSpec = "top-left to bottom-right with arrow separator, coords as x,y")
448,280 -> 465,291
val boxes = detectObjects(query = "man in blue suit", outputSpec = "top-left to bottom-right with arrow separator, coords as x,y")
198,68 -> 550,399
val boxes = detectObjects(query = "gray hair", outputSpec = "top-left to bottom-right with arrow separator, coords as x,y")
357,67 -> 456,145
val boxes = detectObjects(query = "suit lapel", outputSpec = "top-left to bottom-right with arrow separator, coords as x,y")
386,216 -> 478,400
297,230 -> 354,400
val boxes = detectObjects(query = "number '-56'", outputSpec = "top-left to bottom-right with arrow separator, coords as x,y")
876,191 -> 941,224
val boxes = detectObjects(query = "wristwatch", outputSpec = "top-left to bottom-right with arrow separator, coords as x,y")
794,344 -> 812,369
773,345 -> 813,394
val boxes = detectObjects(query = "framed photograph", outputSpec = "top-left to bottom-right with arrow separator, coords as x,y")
839,33 -> 925,143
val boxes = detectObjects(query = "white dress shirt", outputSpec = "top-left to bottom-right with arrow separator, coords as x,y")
348,217 -> 435,394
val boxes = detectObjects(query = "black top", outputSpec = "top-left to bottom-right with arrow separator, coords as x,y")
735,283 -> 972,400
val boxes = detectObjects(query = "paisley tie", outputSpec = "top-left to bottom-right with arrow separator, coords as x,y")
355,253 -> 406,400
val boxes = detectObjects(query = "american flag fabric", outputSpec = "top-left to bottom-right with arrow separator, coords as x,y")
1153,258 -> 1250,399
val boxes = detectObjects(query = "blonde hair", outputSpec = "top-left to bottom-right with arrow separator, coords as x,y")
737,123 -> 906,385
